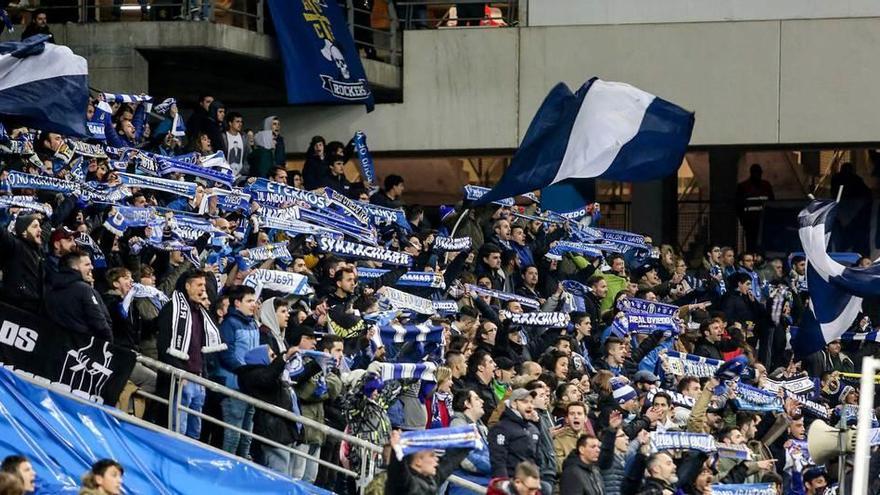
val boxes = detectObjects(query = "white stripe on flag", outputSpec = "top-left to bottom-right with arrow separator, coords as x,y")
553,79 -> 655,183
0,44 -> 87,91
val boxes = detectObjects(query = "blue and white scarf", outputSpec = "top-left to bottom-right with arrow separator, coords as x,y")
318,235 -> 412,266
69,140 -> 108,158
352,131 -> 376,186
711,484 -> 776,495
665,351 -> 724,378
380,287 -> 435,315
101,93 -> 153,103
465,283 -> 540,309
379,323 -> 443,345
734,383 -> 783,413
783,390 -> 829,419
155,154 -> 233,187
432,300 -> 459,316
373,361 -> 437,382
363,309 -> 402,327
499,311 -> 569,328
463,185 -> 514,207
763,376 -> 814,395
118,172 -> 197,199
360,202 -> 411,232
298,207 -> 377,244
324,187 -> 370,226
0,196 -> 52,216
546,240 -> 604,260
650,431 -> 715,453
561,279 -> 588,312
626,314 -> 678,334
74,232 -> 107,269
238,243 -> 292,269
395,425 -> 483,459
4,170 -> 76,194
242,269 -> 313,298
433,236 -> 472,252
259,213 -> 341,238
103,206 -> 158,236
598,228 -> 648,249
120,283 -> 169,318
247,178 -> 332,209
646,389 -> 695,409
618,297 -> 679,316
357,267 -> 446,289
199,188 -> 251,215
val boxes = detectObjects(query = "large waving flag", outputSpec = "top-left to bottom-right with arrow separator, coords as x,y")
473,78 -> 694,209
792,200 -> 880,357
0,34 -> 89,136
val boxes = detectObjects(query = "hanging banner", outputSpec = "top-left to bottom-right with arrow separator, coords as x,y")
265,0 -> 374,110
353,131 -> 376,186
0,302 -> 135,405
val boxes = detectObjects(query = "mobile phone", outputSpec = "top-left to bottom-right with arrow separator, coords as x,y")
554,417 -> 565,428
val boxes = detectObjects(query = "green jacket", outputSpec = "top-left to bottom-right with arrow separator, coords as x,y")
295,371 -> 342,445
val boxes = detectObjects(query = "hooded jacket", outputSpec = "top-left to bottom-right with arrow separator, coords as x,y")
263,116 -> 286,166
258,297 -> 287,356
250,127 -> 276,178
236,345 -> 298,446
46,267 -> 113,341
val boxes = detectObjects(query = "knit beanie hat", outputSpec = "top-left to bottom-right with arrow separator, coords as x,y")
611,378 -> 638,405
14,214 -> 38,237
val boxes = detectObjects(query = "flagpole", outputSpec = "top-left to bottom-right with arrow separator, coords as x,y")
449,208 -> 470,239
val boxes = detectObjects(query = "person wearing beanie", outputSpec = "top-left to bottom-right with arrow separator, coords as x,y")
0,213 -> 46,313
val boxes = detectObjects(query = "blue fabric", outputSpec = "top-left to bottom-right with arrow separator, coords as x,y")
265,0 -> 374,111
791,200 -> 880,357
245,345 -> 272,366
0,365 -> 330,494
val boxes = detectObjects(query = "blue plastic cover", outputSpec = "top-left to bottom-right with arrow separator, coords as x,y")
0,366 -> 332,494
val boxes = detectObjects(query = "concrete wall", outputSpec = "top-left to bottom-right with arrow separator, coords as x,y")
246,17 -> 880,153
527,0 -> 880,27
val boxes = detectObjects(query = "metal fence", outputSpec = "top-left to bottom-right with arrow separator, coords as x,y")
133,354 -> 487,494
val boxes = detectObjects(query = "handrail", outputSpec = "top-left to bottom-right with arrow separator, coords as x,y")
136,355 -> 383,453
136,354 -> 487,493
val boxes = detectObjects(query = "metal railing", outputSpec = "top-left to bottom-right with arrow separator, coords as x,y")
395,0 -> 518,29
134,354 -> 487,494
345,0 -> 402,66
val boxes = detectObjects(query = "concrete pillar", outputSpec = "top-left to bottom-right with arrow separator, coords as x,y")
709,149 -> 741,248
631,174 -> 678,245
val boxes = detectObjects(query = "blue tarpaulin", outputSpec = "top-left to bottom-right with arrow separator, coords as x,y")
0,366 -> 331,494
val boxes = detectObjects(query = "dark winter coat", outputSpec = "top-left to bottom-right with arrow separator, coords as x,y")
384,447 -> 469,495
560,451 -> 605,495
488,408 -> 540,478
0,229 -> 44,313
236,351 -> 298,446
45,267 -> 112,341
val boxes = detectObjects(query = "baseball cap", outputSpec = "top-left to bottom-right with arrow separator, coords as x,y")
50,226 -> 76,244
509,388 -> 532,402
633,370 -> 660,384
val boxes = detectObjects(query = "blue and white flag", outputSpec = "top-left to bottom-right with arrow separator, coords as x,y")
379,323 -> 443,345
396,425 -> 482,459
352,131 -> 375,186
712,484 -> 777,495
473,78 -> 694,209
598,228 -> 649,250
0,35 -> 89,136
466,283 -> 540,309
357,267 -> 446,289
318,235 -> 411,266
433,236 -> 472,252
792,200 -> 880,357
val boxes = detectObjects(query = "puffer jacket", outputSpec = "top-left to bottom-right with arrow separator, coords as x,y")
560,450 -> 605,495
214,308 -> 260,390
236,347 -> 297,446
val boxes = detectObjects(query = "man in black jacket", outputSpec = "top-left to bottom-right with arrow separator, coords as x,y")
102,267 -> 157,395
384,430 -> 470,495
236,344 -> 298,474
45,250 -> 112,342
560,434 -> 605,495
0,214 -> 46,313
488,388 -> 540,479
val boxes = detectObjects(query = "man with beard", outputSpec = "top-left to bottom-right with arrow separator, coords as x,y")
0,214 -> 46,313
